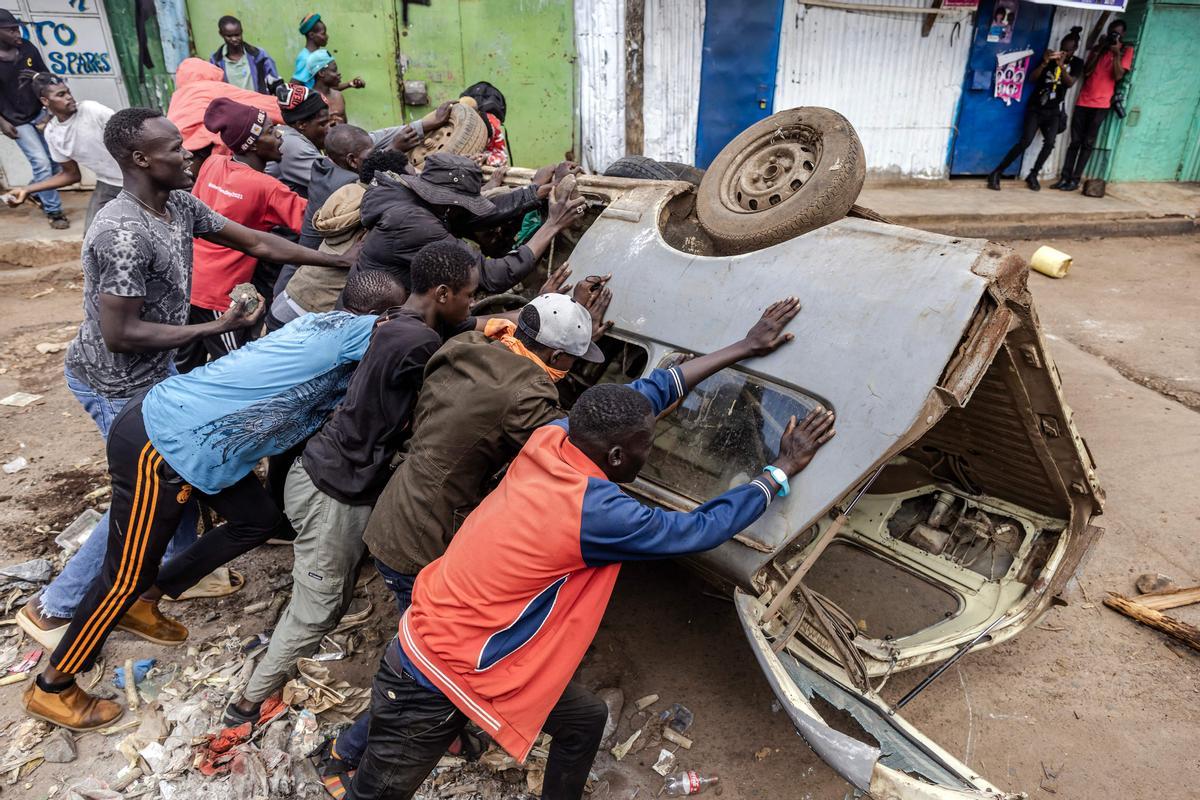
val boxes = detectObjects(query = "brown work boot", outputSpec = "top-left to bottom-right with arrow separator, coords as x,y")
116,599 -> 188,645
23,680 -> 123,731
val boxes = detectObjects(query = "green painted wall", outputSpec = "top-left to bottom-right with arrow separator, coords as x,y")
1106,1 -> 1200,181
105,0 -> 175,109
183,0 -> 403,130
395,0 -> 575,167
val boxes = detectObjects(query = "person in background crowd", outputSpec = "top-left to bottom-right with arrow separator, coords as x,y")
15,107 -> 351,653
23,268 -> 407,732
294,13 -> 328,80
1054,19 -> 1134,191
268,84 -> 407,198
272,147 -> 412,330
988,27 -> 1083,192
177,98 -> 307,372
224,242 -> 486,727
355,154 -> 583,296
210,15 -> 281,95
0,9 -> 68,228
167,58 -> 283,173
298,50 -> 364,125
3,74 -> 123,229
348,301 -> 834,800
461,81 -> 509,167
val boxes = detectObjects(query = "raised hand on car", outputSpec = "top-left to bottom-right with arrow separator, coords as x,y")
775,406 -> 836,475
544,179 -> 586,231
390,126 -> 421,152
741,297 -> 802,357
580,283 -> 613,340
539,263 -> 572,295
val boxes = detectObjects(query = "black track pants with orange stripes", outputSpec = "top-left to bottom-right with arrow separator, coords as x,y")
50,397 -> 287,676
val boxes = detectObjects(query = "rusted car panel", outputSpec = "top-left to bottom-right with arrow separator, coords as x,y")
735,592 -> 1024,800
496,166 -> 1103,799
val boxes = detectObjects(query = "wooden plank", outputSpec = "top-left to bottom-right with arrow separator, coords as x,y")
1104,593 -> 1200,653
1133,585 -> 1200,612
921,0 -> 944,38
624,0 -> 645,156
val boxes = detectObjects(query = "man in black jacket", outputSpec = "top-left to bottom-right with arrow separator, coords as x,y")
355,154 -> 583,295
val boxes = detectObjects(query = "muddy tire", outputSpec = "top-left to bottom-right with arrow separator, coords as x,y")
660,161 -> 705,186
408,103 -> 489,169
603,155 -> 677,181
696,107 -> 865,253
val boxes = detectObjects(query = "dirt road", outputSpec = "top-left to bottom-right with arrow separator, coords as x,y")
0,232 -> 1196,799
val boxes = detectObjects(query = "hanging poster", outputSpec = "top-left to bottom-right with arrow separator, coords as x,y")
995,49 -> 1033,106
986,0 -> 1018,43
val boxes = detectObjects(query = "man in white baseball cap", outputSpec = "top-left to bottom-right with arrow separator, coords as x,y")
317,281 -> 611,776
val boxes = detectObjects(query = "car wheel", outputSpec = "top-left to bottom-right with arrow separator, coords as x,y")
696,107 -> 865,253
602,155 -> 677,180
659,161 -> 705,186
408,103 -> 489,169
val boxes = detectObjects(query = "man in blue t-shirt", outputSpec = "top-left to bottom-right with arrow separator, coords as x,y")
24,269 -> 405,732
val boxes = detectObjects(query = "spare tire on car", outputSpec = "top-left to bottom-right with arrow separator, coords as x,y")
407,103 -> 489,169
696,107 -> 865,254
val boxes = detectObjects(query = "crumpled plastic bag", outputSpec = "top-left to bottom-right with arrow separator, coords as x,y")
282,658 -> 370,716
0,558 -> 53,585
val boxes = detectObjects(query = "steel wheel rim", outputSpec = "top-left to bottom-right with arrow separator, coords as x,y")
720,124 -> 821,214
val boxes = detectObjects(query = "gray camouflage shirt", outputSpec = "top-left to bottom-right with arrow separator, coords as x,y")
64,190 -> 228,398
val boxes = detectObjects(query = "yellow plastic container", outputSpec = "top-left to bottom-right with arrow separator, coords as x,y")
1030,245 -> 1073,279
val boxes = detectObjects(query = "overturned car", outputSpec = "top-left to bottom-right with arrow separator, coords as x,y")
488,108 -> 1104,799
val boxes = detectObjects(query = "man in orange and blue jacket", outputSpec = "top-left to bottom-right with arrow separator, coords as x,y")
349,298 -> 837,800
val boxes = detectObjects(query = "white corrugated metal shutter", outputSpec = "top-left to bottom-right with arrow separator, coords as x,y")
575,0 -> 626,173
1020,8 -> 1105,180
643,0 -> 704,164
773,0 -> 974,178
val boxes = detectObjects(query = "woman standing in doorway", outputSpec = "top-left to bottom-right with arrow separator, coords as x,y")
988,27 -> 1084,191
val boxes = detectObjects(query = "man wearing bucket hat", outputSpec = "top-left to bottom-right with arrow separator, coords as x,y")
356,152 -> 584,295
179,97 -> 307,370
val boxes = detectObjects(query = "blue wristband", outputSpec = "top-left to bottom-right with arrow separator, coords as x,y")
763,465 -> 790,497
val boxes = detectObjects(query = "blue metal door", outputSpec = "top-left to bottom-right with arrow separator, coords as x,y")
694,0 -> 785,168
950,0 -> 1054,175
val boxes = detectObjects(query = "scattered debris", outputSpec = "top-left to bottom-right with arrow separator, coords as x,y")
660,703 -> 693,734
651,748 -> 677,777
633,693 -> 659,711
2,456 -> 27,474
113,658 -> 156,689
82,485 -> 111,502
242,598 -> 271,614
55,508 -> 103,553
1135,572 -> 1178,595
288,709 -> 321,759
1105,585 -> 1200,653
8,647 -> 42,673
26,287 -> 55,299
64,777 -> 124,800
662,728 -> 693,750
42,730 -> 77,764
610,729 -> 641,761
0,558 -> 52,585
281,658 -> 370,716
754,745 -> 773,761
35,341 -> 72,354
0,392 -> 42,407
597,687 -> 624,746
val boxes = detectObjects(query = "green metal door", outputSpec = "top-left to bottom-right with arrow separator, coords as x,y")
1108,4 -> 1200,182
396,0 -> 575,167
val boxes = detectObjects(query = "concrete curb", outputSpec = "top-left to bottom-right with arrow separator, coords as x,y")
882,215 -> 1197,240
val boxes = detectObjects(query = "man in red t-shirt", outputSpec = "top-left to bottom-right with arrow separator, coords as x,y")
178,98 -> 307,370
1055,19 -> 1134,191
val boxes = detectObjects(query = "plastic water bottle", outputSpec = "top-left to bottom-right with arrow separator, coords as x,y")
663,771 -> 720,796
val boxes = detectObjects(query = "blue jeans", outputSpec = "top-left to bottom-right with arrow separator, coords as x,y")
334,560 -> 417,767
38,367 -> 198,620
13,119 -> 63,215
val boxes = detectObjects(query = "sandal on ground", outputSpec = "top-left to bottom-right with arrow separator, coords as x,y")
222,700 -> 261,727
